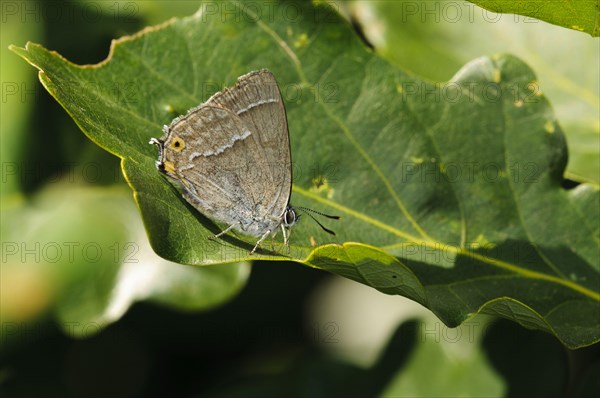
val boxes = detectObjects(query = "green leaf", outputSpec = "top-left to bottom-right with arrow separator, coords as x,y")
470,0 -> 600,37
10,1 -> 599,348
344,0 -> 600,185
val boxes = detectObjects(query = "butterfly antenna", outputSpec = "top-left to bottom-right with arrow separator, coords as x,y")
295,207 -> 340,236
296,206 -> 341,220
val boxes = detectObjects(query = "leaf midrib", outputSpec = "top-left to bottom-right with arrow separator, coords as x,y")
295,186 -> 600,300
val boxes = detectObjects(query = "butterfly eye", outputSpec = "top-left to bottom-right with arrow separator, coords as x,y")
284,207 -> 297,227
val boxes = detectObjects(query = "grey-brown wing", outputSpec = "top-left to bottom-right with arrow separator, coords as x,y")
205,70 -> 292,217
162,105 -> 278,228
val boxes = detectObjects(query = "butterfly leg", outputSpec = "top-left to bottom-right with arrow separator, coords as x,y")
281,224 -> 291,254
211,224 -> 236,240
250,229 -> 271,255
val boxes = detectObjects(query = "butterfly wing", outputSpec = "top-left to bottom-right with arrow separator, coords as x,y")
160,69 -> 291,236
204,70 -> 292,219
